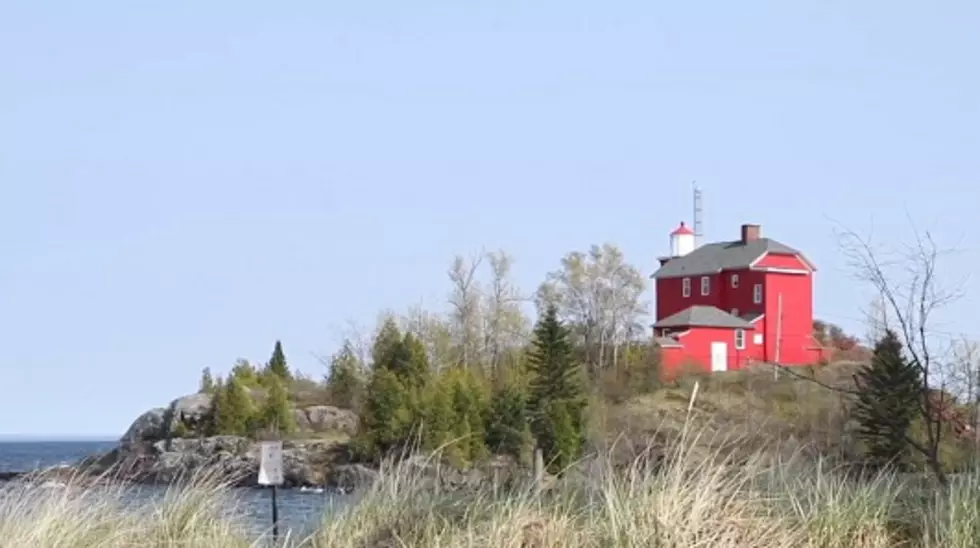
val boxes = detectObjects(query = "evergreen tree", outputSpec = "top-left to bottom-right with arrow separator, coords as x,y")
357,368 -> 413,460
422,373 -> 457,456
853,329 -> 922,470
258,374 -> 297,434
326,340 -> 366,409
214,376 -> 257,436
372,317 -> 403,369
398,332 -> 431,390
485,379 -> 533,462
447,366 -> 490,463
199,367 -> 216,394
266,340 -> 291,380
526,305 -> 588,474
230,359 -> 260,387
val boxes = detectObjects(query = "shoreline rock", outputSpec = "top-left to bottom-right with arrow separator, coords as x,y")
2,393 -> 531,494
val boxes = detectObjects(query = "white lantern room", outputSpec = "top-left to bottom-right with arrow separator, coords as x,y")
669,221 -> 695,257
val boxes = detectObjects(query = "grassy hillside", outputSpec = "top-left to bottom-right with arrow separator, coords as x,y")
594,360 -> 976,476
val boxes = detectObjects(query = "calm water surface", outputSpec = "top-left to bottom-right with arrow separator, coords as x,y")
0,441 -> 350,540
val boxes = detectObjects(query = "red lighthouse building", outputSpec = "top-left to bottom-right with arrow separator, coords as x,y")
651,222 -> 826,376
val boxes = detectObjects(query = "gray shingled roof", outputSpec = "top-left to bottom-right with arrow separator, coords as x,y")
741,311 -> 764,323
653,336 -> 682,347
651,238 -> 803,279
653,305 -> 753,329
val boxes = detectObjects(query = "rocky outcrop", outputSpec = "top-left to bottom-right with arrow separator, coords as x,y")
293,405 -> 359,434
84,435 -> 347,488
74,393 -> 524,492
120,392 -> 215,445
99,394 -> 363,488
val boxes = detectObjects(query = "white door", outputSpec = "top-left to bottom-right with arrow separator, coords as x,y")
710,342 -> 728,372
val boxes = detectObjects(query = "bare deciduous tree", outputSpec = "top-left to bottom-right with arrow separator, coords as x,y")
782,222 -> 963,484
401,300 -> 454,372
536,243 -> 649,374
448,252 -> 485,369
483,250 -> 530,375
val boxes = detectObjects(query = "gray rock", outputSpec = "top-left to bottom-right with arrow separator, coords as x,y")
327,464 -> 378,490
292,409 -> 311,430
169,392 -> 212,424
100,436 -> 343,488
120,408 -> 168,444
120,392 -> 216,445
302,405 -> 358,434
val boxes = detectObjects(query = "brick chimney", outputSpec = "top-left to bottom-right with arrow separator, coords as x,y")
740,224 -> 761,243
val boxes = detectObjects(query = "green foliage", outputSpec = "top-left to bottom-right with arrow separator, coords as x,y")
853,329 -> 922,470
357,321 -> 441,461
326,340 -> 366,409
446,367 -> 490,464
198,367 -> 216,394
422,375 -> 457,455
526,305 -> 588,474
212,376 -> 257,436
374,331 -> 430,390
356,367 -> 414,461
485,379 -> 533,463
229,359 -> 260,388
538,399 -> 585,473
401,333 -> 431,389
257,374 -> 296,434
372,317 -> 403,369
266,340 -> 291,380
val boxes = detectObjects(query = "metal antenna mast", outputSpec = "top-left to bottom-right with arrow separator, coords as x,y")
692,181 -> 703,247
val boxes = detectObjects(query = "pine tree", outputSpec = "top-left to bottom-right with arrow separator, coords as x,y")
258,374 -> 297,434
214,376 -> 257,436
447,366 -> 490,463
199,367 -> 216,394
267,340 -> 291,380
526,305 -> 588,474
422,374 -> 457,456
326,340 -> 366,409
853,329 -> 922,470
372,317 -> 403,369
485,379 -> 533,462
398,332 -> 431,390
357,368 -> 413,460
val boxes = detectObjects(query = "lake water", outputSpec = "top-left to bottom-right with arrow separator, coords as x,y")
0,440 -> 348,540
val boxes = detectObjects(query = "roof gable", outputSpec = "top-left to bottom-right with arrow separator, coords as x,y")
653,305 -> 753,329
651,238 -> 802,279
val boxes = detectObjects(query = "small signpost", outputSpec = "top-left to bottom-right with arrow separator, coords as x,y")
258,440 -> 284,544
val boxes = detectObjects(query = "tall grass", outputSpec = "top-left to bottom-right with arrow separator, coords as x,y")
0,465 -> 256,547
3,426 -> 980,547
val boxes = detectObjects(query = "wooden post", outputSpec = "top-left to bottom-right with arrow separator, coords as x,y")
533,448 -> 544,495
271,485 -> 279,543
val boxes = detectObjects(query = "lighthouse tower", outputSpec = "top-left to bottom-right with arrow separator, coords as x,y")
669,222 -> 695,257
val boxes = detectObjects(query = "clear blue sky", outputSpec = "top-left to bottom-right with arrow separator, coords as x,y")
1,1 -> 978,438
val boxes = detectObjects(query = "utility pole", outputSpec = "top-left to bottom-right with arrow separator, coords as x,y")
774,293 -> 783,380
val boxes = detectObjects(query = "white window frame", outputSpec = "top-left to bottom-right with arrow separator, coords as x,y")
700,276 -> 710,296
682,277 -> 691,297
735,329 -> 746,350
753,283 -> 763,304
731,274 -> 739,288
731,308 -> 739,317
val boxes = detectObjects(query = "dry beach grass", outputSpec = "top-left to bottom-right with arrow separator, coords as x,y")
2,366 -> 979,548
2,422 -> 980,547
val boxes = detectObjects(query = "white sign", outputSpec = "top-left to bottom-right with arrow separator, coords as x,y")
257,441 -> 284,486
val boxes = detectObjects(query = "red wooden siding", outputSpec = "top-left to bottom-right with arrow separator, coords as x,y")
754,252 -> 809,270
